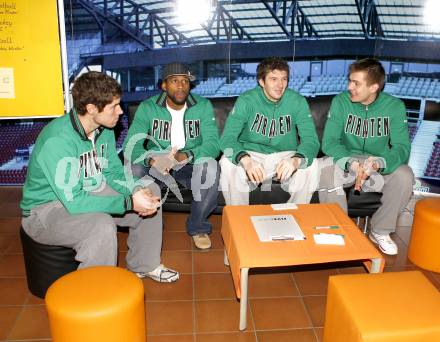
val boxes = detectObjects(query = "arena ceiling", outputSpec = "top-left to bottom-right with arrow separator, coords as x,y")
66,0 -> 440,50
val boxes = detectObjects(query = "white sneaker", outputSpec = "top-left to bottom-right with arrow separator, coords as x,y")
369,231 -> 398,255
135,264 -> 179,283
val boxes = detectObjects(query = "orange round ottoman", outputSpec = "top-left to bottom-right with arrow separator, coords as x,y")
45,266 -> 146,342
408,198 -> 440,272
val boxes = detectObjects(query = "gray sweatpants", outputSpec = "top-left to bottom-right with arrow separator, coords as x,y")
219,151 -> 320,205
317,157 -> 414,235
21,185 -> 162,273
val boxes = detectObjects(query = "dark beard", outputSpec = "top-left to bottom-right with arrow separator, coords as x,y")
168,93 -> 188,106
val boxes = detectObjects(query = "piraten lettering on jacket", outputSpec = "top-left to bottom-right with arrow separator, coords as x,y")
185,119 -> 200,139
344,114 -> 390,138
151,119 -> 201,140
151,119 -> 171,141
79,143 -> 107,178
249,113 -> 292,138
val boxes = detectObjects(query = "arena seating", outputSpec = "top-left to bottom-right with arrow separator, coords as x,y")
395,76 -> 440,99
0,123 -> 45,165
408,123 -> 419,142
424,140 -> 440,178
192,74 -> 440,99
312,75 -> 347,94
0,122 -> 45,185
408,121 -> 440,178
194,74 -> 344,97
0,167 -> 27,185
192,77 -> 226,96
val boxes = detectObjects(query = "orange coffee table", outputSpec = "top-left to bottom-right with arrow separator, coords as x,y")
221,203 -> 384,330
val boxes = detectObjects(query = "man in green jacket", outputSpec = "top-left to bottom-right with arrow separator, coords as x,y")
123,63 -> 220,250
319,58 -> 414,255
21,72 -> 179,283
220,57 -> 320,205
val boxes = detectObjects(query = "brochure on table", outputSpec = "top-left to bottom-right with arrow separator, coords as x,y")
250,214 -> 306,242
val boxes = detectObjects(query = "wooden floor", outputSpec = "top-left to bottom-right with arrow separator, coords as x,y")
0,186 -> 439,341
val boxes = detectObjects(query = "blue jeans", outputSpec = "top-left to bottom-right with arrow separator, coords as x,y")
131,160 -> 220,236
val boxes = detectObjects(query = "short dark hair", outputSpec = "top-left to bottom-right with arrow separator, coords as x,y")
257,57 -> 290,81
349,58 -> 385,91
72,72 -> 122,115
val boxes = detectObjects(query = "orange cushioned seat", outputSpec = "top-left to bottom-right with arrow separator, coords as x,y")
45,266 -> 146,342
323,271 -> 440,342
408,198 -> 440,272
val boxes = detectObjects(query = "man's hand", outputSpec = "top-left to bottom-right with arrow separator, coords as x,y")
150,148 -> 178,175
240,155 -> 265,184
174,151 -> 188,163
363,156 -> 380,176
352,157 -> 380,192
132,188 -> 161,216
276,157 -> 301,181
349,160 -> 361,173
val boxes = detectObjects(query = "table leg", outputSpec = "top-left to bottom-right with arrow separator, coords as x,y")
363,216 -> 370,234
224,249 -> 229,266
370,258 -> 382,273
239,268 -> 249,330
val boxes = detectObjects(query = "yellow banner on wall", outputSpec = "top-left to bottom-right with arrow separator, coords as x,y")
0,0 -> 64,118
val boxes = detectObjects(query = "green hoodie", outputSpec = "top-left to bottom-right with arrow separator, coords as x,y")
322,91 -> 410,174
20,111 -> 134,216
123,92 -> 220,165
220,86 -> 319,165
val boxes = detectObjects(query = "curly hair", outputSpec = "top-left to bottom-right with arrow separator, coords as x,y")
72,72 -> 122,115
349,58 -> 386,91
257,57 -> 290,81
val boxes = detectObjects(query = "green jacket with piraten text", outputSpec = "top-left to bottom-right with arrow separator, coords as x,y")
123,92 -> 220,165
20,111 -> 133,216
220,86 -> 319,165
322,91 -> 410,174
